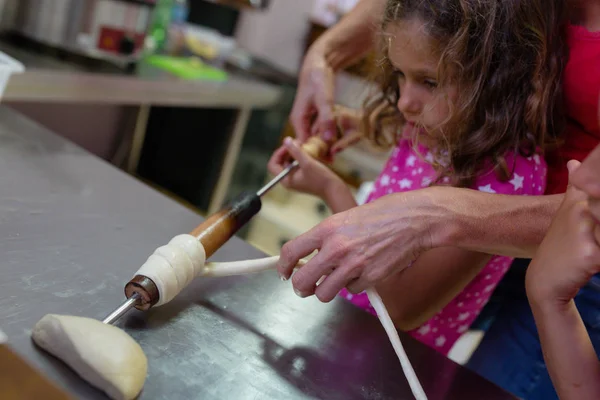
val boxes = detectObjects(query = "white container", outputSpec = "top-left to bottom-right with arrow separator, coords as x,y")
0,51 -> 24,101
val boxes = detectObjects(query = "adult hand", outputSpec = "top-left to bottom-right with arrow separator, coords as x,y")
290,44 -> 337,143
526,161 -> 600,305
276,189 -> 442,302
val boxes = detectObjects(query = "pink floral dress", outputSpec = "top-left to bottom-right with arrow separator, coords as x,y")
339,138 -> 547,355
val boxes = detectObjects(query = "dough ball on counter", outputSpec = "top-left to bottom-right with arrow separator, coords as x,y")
32,314 -> 147,400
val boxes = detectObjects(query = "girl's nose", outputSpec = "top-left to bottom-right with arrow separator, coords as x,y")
397,85 -> 421,118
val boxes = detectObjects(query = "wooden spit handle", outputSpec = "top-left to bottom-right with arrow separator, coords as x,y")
124,135 -> 333,309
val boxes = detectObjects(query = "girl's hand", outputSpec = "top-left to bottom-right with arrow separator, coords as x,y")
526,161 -> 600,307
267,137 -> 346,201
572,142 -> 600,244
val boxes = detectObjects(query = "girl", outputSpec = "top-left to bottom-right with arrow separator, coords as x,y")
269,0 -> 565,356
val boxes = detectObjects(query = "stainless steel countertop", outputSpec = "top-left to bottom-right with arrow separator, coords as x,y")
0,107 -> 515,399
0,42 -> 281,108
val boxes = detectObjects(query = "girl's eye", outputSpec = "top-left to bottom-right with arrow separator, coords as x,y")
423,79 -> 438,89
393,69 -> 405,79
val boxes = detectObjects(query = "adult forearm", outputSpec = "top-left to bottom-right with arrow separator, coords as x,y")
426,187 -> 563,259
530,300 -> 600,400
312,0 -> 384,72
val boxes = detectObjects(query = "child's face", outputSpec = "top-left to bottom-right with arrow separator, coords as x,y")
387,19 -> 457,135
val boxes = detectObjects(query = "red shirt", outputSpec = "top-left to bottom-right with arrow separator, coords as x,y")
546,24 -> 600,194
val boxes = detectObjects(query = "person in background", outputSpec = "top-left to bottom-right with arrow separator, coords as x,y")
526,131 -> 600,400
465,3 -> 600,398
270,0 -> 563,356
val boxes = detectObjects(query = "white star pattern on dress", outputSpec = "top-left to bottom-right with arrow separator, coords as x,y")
510,173 -> 524,191
435,336 -> 447,347
421,177 -> 432,187
381,174 -> 391,186
484,284 -> 495,293
346,293 -> 353,300
417,324 -> 431,335
458,312 -> 470,321
458,325 -> 469,333
399,178 -> 413,189
478,184 -> 496,193
406,155 -> 417,167
392,166 -> 399,172
425,152 -> 435,164
533,154 -> 541,165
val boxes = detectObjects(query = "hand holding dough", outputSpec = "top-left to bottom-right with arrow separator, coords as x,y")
32,314 -> 147,400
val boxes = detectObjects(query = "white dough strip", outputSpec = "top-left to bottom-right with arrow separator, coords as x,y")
202,257 -> 306,277
366,288 -> 427,400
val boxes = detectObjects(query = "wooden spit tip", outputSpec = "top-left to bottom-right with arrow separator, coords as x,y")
124,135 -> 334,310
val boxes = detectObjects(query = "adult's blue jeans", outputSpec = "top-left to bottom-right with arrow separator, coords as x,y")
467,259 -> 600,399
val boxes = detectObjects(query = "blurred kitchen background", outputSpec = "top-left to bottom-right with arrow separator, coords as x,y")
0,0 -> 389,255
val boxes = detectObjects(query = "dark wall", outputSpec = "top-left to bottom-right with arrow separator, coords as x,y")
188,1 -> 240,36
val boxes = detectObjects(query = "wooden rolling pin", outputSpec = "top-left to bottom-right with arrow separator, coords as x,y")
103,136 -> 331,324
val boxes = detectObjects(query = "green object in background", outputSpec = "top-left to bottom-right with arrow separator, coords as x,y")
145,0 -> 174,55
145,55 -> 228,81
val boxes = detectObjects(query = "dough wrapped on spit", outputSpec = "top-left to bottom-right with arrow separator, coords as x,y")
131,233 -> 306,307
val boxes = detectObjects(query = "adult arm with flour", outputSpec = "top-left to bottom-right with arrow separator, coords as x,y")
289,0 -> 385,144
277,187 -> 562,301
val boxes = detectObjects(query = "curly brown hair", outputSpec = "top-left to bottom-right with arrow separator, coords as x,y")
362,0 -> 568,186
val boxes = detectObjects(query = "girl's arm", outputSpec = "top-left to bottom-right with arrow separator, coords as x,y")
375,247 -> 491,330
323,179 -> 358,214
529,299 -> 600,399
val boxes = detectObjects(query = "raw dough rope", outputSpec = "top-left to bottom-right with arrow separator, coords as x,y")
367,289 -> 427,400
135,234 -> 426,399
